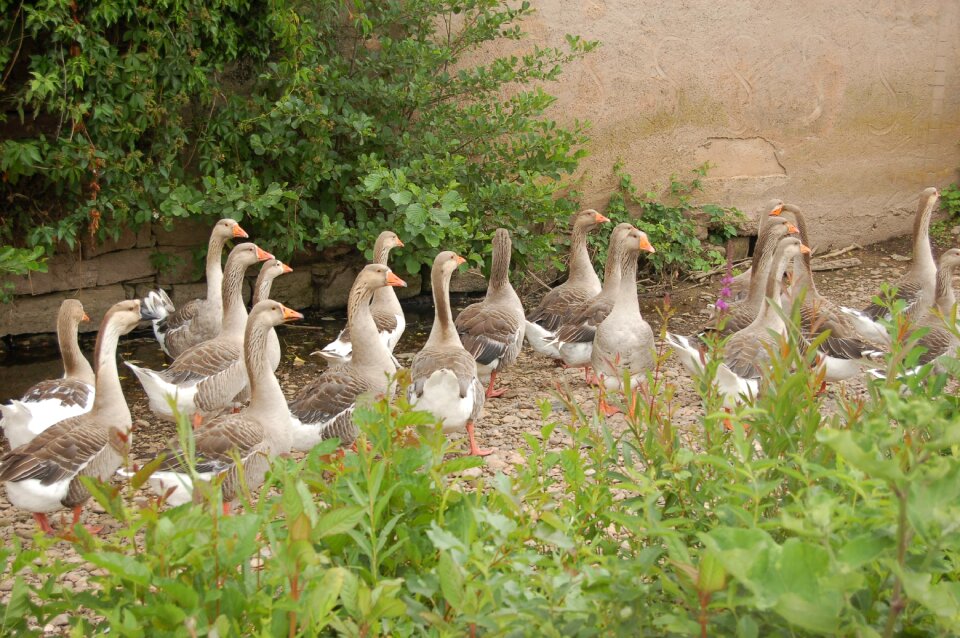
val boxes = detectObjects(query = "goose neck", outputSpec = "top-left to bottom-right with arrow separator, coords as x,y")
568,224 -> 594,283
935,263 -> 957,315
205,236 -> 227,305
220,259 -> 250,338
427,266 -> 461,348
60,314 -> 94,384
912,196 -> 936,272
91,319 -> 131,428
244,319 -> 288,420
348,285 -> 391,370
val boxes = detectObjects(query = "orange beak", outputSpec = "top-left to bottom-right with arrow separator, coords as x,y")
455,255 -> 467,265
787,223 -> 799,234
769,204 -> 784,217
255,246 -> 274,261
800,244 -> 811,255
281,305 -> 304,321
595,212 -> 610,224
386,271 -> 407,287
281,262 -> 293,274
395,238 -> 405,248
81,312 -> 90,322
233,224 -> 249,239
639,235 -> 656,253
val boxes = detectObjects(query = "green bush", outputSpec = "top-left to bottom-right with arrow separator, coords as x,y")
4,306 -> 960,636
0,0 -> 594,275
594,161 -> 743,281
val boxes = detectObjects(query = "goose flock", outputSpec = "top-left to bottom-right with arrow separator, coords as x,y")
0,186 -> 955,533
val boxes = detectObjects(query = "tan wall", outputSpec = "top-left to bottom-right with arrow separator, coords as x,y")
521,1 -> 960,248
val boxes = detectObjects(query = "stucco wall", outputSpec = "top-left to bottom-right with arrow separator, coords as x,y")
521,1 -> 960,248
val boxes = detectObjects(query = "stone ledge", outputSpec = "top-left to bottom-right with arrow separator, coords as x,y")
0,285 -> 126,337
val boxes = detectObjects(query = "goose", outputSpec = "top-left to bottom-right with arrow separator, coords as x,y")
667,236 -> 809,406
142,218 -> 249,358
787,208 -> 885,382
547,223 -> 636,380
859,187 -> 940,320
727,200 -> 784,303
127,242 -> 273,421
288,264 -> 406,451
869,248 -> 960,378
703,217 -> 799,336
591,227 -> 657,415
454,229 -> 526,398
409,252 -> 490,456
318,231 -> 405,364
525,209 -> 609,358
138,301 -> 303,507
252,258 -> 293,372
0,299 -> 157,534
1,300 -> 95,448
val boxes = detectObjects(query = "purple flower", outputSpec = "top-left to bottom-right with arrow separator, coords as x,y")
715,299 -> 729,312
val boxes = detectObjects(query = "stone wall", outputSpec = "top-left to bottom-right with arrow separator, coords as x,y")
0,220 -> 428,338
513,0 -> 960,248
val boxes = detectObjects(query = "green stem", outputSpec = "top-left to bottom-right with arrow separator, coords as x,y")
882,484 -> 910,638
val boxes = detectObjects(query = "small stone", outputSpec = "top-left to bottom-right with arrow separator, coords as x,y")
890,254 -> 911,262
460,467 -> 483,479
50,614 -> 69,626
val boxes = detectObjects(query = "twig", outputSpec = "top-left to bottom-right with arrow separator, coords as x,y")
690,258 -> 751,281
815,243 -> 861,260
810,257 -> 862,272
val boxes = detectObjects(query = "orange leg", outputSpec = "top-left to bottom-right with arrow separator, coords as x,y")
222,502 -> 233,516
69,505 -> 102,535
466,421 -> 493,456
598,393 -> 621,417
33,513 -> 56,535
484,371 -> 507,398
584,366 -> 598,385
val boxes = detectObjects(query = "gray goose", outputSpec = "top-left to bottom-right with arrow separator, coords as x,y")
871,248 -> 960,378
727,199 -> 785,302
1,299 -> 95,448
788,207 -> 885,381
455,229 -> 525,398
667,236 -> 809,407
141,301 -> 303,508
0,300 -> 157,534
127,242 -> 273,421
143,218 -> 249,357
288,264 -> 406,450
703,216 -> 798,336
548,223 -> 637,378
409,251 -> 489,456
252,258 -> 293,372
525,209 -> 609,358
591,227 -> 657,415
319,230 -> 405,363
860,187 -> 940,319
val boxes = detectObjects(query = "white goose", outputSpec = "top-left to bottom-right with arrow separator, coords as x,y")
288,265 -> 406,451
127,242 -> 272,421
525,209 -> 609,357
1,300 -> 95,448
409,251 -> 489,456
0,300 -> 156,534
139,301 -> 302,508
667,236 -> 809,406
319,231 -> 405,364
143,218 -> 249,357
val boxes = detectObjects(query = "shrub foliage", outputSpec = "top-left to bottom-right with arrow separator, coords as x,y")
0,0 -> 596,275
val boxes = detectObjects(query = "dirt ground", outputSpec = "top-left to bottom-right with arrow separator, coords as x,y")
0,231 -> 951,626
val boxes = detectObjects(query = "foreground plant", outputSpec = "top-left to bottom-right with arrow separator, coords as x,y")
2,315 -> 959,635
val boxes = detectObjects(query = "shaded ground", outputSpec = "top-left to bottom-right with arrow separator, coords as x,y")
0,231 -> 947,627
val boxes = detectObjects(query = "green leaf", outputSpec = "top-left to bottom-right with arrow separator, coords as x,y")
315,505 -> 365,539
437,552 -> 464,608
84,552 -> 152,586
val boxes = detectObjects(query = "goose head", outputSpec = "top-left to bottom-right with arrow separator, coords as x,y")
250,300 -> 304,328
572,208 -> 611,231
227,242 -> 273,269
61,298 -> 90,326
433,250 -> 467,278
357,263 -> 407,293
213,218 -> 248,241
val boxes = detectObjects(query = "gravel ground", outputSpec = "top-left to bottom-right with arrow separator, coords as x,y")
0,232 -> 943,625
